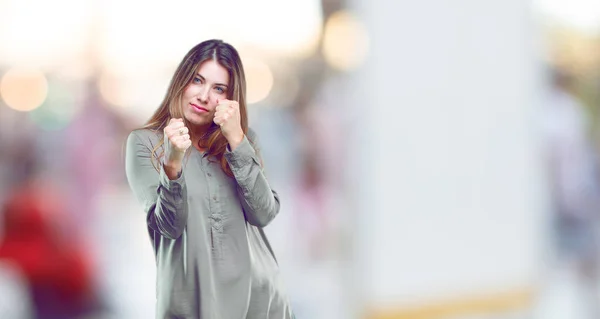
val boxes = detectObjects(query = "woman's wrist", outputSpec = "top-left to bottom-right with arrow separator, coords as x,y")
226,130 -> 245,151
163,159 -> 182,180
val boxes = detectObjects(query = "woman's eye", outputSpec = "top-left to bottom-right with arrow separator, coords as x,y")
193,77 -> 201,83
215,87 -> 224,93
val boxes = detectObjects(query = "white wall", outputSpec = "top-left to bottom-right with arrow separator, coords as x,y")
346,0 -> 549,313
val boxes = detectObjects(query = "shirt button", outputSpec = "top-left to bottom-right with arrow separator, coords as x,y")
207,172 -> 212,177
213,195 -> 218,202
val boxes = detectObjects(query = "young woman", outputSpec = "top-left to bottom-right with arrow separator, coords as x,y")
125,39 -> 293,318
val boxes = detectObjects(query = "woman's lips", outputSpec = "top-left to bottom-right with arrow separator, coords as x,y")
190,103 -> 209,113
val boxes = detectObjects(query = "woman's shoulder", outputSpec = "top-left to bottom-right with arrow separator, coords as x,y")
127,128 -> 162,148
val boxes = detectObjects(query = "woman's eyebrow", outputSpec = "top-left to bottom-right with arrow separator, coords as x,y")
196,73 -> 228,88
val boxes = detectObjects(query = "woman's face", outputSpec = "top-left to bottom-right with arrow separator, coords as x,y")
181,59 -> 230,128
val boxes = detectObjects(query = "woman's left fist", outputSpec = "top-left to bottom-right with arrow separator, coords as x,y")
214,99 -> 243,144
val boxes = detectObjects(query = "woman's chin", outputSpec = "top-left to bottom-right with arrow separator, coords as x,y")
184,114 -> 212,128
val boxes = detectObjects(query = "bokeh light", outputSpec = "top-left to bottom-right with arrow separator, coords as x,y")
244,58 -> 274,105
322,10 -> 370,71
0,68 -> 49,112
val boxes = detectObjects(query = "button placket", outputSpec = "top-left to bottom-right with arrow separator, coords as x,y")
205,162 -> 224,258
205,164 -> 223,228
209,214 -> 223,232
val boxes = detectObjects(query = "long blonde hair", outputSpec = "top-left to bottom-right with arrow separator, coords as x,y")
142,39 -> 249,177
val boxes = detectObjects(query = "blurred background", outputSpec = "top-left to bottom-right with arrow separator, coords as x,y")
1,0 -> 600,318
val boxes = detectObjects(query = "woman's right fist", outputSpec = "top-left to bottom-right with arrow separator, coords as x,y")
164,118 -> 191,164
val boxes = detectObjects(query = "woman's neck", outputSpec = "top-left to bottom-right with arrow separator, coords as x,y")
190,125 -> 211,151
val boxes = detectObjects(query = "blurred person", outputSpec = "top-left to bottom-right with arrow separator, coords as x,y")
65,83 -> 131,229
0,109 -> 38,211
125,39 -> 294,319
288,76 -> 350,319
292,95 -> 346,263
0,178 -> 101,319
542,69 -> 600,318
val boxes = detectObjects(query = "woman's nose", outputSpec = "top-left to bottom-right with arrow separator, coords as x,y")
197,87 -> 209,103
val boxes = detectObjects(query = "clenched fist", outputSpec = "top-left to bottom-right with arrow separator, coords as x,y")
213,99 -> 244,148
163,118 -> 191,178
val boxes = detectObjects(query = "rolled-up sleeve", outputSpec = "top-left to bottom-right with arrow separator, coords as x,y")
225,130 -> 280,227
125,130 -> 189,239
